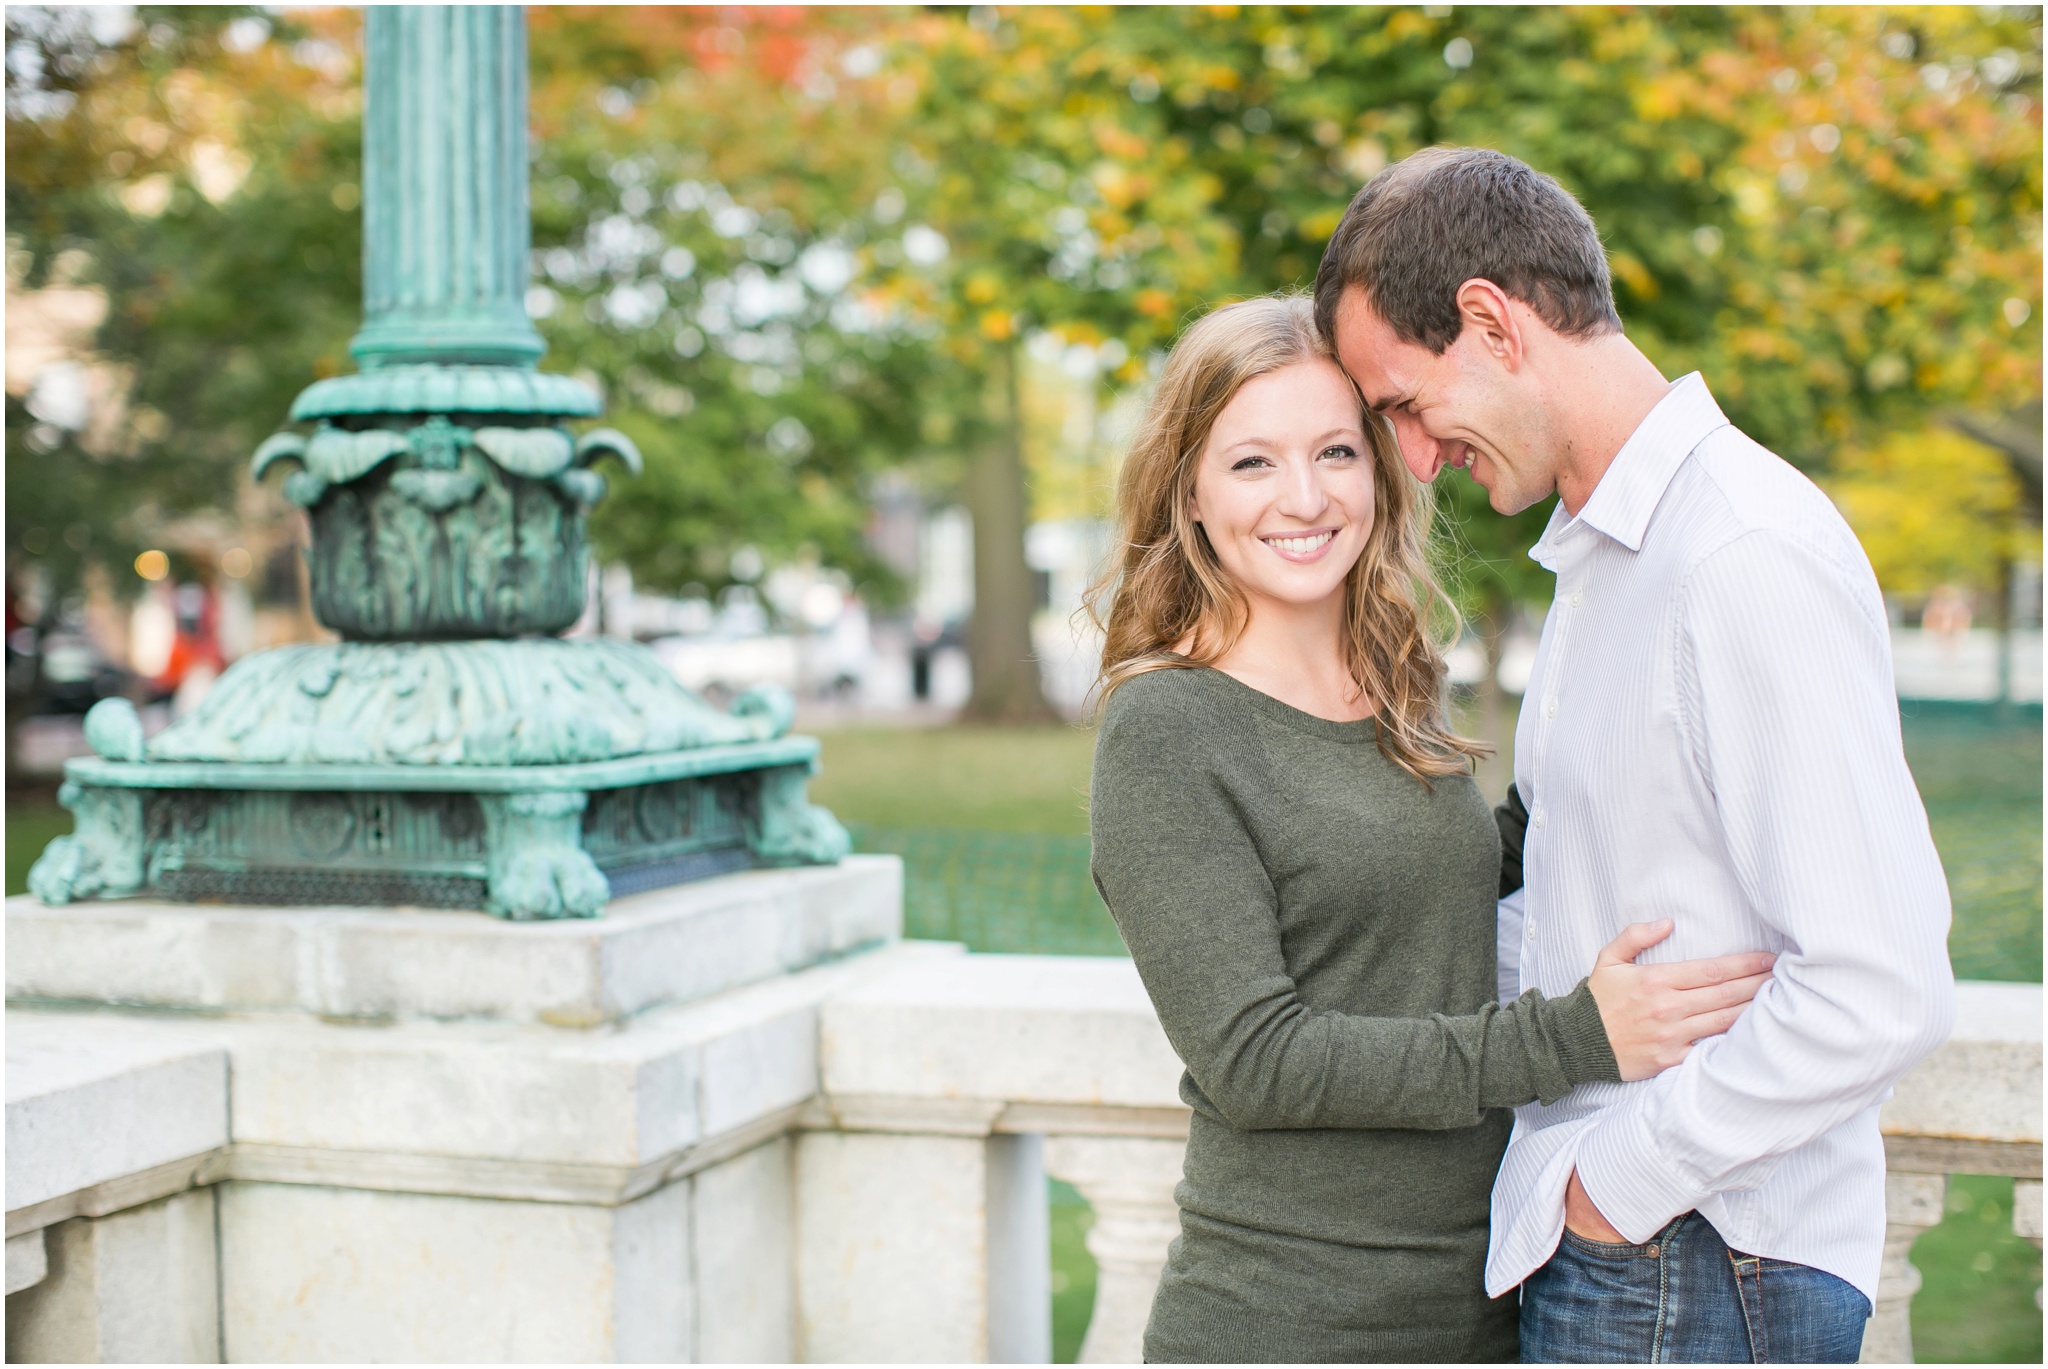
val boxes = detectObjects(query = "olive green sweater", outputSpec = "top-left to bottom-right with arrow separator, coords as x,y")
1089,668 -> 1619,1364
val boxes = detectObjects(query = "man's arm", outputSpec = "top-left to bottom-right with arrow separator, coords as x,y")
1496,783 -> 1529,899
1570,529 -> 1955,1242
1495,784 -> 1530,1005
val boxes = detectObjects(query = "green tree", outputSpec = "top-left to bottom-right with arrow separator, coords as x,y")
987,4 -> 2037,755
9,5 -> 2038,743
6,6 -> 362,610
871,9 -> 1245,720
524,7 -> 943,603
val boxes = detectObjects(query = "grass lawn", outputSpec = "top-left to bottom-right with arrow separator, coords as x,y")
808,723 -> 1098,835
1910,1175 -> 2045,1364
1900,703 -> 2043,983
1049,1180 -> 1098,1363
5,793 -> 69,898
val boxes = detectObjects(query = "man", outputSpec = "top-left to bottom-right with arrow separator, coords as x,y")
1314,145 -> 1955,1363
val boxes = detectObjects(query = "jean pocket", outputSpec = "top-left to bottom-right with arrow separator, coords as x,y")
1559,1227 -> 1662,1260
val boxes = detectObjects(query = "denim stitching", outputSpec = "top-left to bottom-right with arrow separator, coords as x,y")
1729,1253 -> 1768,1362
1652,1234 -> 1669,1363
1650,1215 -> 1686,1363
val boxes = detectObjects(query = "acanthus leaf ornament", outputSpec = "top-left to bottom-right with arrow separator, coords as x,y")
472,426 -> 575,477
574,428 -> 643,477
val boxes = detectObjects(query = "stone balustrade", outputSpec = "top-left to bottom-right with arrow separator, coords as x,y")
1868,979 -> 2043,1364
803,950 -> 1190,1363
5,875 -> 2040,1363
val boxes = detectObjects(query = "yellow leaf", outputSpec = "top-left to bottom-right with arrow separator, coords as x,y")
1135,288 -> 1174,317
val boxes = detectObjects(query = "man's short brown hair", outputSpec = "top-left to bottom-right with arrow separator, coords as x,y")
1312,146 -> 1622,354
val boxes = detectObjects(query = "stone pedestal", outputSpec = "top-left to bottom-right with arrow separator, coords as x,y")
6,857 -> 909,1363
9,858 -> 898,1026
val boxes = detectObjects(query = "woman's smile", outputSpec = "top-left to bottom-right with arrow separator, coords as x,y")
1260,528 -> 1340,561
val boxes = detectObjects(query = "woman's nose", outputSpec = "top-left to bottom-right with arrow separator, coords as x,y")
1276,456 -> 1326,517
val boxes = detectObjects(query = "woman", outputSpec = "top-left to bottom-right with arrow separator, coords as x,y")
1087,296 -> 1773,1363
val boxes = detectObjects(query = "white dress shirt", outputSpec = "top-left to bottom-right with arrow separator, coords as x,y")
1487,372 -> 1955,1302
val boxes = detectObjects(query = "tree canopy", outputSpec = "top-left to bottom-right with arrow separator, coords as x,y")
7,5 -> 2040,654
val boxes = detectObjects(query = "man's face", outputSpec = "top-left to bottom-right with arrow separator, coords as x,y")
1331,286 -> 1555,515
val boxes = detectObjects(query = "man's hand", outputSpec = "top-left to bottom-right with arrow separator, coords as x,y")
1564,1167 -> 1627,1244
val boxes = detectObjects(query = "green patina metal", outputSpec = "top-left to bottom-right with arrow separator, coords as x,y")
28,5 -> 846,919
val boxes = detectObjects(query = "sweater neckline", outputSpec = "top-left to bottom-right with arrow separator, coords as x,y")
1195,666 -> 1382,744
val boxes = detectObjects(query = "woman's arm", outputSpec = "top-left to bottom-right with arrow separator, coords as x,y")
1091,689 -> 1770,1132
1091,693 -> 1616,1133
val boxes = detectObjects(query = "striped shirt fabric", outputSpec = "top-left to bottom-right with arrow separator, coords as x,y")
1486,372 -> 1956,1302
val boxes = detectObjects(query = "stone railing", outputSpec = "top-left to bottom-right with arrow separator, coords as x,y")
1868,979 -> 2042,1364
6,871 -> 2040,1364
802,953 -> 2043,1366
802,950 -> 1189,1363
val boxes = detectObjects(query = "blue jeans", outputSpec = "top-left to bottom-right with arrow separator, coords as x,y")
1520,1212 -> 1870,1363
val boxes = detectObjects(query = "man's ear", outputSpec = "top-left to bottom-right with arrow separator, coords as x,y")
1454,278 -> 1524,369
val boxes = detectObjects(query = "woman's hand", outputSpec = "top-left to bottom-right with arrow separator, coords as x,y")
1587,921 -> 1776,1082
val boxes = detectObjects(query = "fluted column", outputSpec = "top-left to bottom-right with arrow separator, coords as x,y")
350,5 -> 545,370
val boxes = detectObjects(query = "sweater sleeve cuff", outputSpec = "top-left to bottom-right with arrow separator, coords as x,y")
1550,978 -> 1622,1088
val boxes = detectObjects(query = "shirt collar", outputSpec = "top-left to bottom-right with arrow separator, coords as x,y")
1527,372 -> 1729,565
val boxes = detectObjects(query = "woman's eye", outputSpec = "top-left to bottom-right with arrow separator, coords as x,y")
1231,455 -> 1272,471
1319,444 -> 1359,461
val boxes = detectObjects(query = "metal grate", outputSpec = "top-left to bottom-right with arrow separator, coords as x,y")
844,824 -> 1125,956
154,867 -> 488,909
602,847 -> 755,897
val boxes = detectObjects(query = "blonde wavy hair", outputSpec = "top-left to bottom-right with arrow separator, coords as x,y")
1086,294 -> 1484,782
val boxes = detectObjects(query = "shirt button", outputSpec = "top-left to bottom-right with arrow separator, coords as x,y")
1532,808 -> 1546,827
1527,919 -> 1537,941
1545,698 -> 1558,718
1571,590 -> 1584,608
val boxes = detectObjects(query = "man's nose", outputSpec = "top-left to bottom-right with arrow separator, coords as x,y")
1390,412 -> 1439,482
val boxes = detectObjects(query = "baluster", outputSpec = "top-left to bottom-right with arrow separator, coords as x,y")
1862,1170 -> 1946,1364
1042,1136 -> 1184,1364
2013,1178 -> 2042,1311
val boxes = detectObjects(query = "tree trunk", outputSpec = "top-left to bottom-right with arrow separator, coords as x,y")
962,343 -> 1058,724
1993,552 -> 2015,724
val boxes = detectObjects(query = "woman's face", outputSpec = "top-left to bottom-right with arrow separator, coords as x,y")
1190,357 -> 1376,613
